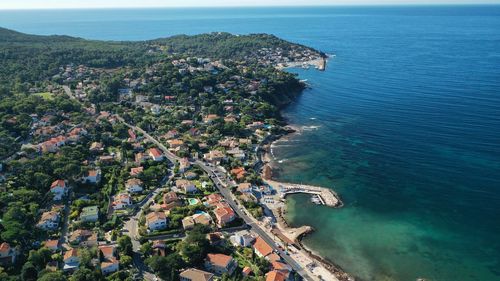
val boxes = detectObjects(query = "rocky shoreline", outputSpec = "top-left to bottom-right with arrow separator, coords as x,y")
259,124 -> 355,281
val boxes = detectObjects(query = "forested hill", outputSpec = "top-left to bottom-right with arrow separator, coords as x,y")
0,28 -> 321,93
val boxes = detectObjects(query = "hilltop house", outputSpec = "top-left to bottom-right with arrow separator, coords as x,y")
82,169 -> 101,184
203,150 -> 226,164
176,179 -> 197,193
99,245 -> 119,275
0,243 -> 17,266
112,193 -> 132,210
63,248 -> 79,271
214,203 -> 236,227
50,179 -> 67,201
80,206 -> 99,222
36,210 -> 60,230
180,268 -> 214,281
161,191 -> 183,210
182,212 -> 213,230
125,178 -> 143,193
148,148 -> 164,161
146,212 -> 168,231
204,253 -> 236,275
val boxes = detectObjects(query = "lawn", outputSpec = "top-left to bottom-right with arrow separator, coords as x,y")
34,92 -> 54,100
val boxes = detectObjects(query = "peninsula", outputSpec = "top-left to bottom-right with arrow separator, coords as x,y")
0,27 -> 347,281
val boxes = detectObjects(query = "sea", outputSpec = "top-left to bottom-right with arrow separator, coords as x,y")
1,5 -> 500,281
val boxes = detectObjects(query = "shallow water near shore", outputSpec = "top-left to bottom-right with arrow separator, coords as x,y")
2,5 -> 500,281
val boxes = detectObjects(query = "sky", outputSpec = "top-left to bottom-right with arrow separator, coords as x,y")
0,0 -> 499,9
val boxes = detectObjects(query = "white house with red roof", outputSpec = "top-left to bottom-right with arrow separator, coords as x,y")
112,193 -> 132,210
82,169 -> 101,184
148,148 -> 164,161
50,179 -> 67,200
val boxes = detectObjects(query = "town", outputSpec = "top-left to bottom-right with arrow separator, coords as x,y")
0,30 -> 344,281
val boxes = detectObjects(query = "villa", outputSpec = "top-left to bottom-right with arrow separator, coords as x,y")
180,268 -> 214,281
125,178 -> 143,193
204,253 -> 236,275
37,210 -> 60,230
148,148 -> 164,161
50,179 -> 67,201
146,211 -> 168,231
80,206 -> 99,222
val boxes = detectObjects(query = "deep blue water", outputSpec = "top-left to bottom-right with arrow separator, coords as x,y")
1,6 -> 500,281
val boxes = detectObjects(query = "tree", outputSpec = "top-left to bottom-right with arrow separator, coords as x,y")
117,235 -> 133,256
145,253 -> 184,281
70,268 -> 101,281
21,262 -> 38,281
37,272 -> 67,281
119,254 -> 132,268
28,247 -> 52,270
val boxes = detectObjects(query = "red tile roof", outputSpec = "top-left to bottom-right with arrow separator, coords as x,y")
253,236 -> 273,257
206,253 -> 233,268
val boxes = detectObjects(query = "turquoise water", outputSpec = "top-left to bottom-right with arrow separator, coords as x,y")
1,6 -> 500,281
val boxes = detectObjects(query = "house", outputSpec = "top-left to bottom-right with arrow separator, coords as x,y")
164,130 -> 178,139
89,142 -> 104,152
130,166 -> 144,176
271,261 -> 292,274
204,253 -> 236,275
179,157 -> 191,172
182,212 -> 213,230
160,191 -> 182,210
206,232 -> 224,246
253,236 -> 274,258
176,179 -> 197,193
99,245 -> 119,275
203,150 -> 226,164
237,183 -> 252,193
44,240 -> 60,252
37,210 -> 60,230
69,229 -> 97,247
204,193 -> 223,207
80,206 -> 99,222
50,179 -> 67,200
185,172 -> 198,180
112,193 -> 132,210
82,169 -> 101,184
0,243 -> 17,265
203,114 -> 219,124
242,266 -> 252,277
46,261 -> 59,272
152,240 -> 167,256
167,139 -> 184,149
214,203 -> 236,227
230,231 -> 255,247
231,167 -> 247,181
63,248 -> 79,271
146,211 -> 168,231
188,128 -> 200,137
148,148 -> 164,161
265,270 -> 288,281
135,152 -> 149,164
125,178 -> 143,193
180,268 -> 214,281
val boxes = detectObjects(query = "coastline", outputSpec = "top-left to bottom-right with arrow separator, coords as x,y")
258,123 -> 354,281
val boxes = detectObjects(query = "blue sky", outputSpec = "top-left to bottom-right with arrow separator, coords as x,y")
1,0 -> 499,9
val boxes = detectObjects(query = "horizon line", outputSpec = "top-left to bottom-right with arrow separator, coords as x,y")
1,3 -> 499,11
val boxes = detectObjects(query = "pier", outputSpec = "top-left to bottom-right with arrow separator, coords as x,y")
272,181 -> 342,207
